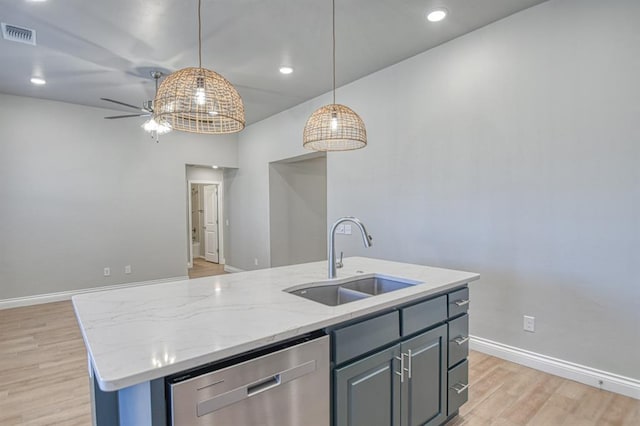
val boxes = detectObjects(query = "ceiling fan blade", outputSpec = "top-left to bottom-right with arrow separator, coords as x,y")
100,97 -> 145,111
104,114 -> 149,119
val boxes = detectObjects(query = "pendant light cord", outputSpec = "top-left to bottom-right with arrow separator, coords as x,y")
332,0 -> 336,105
198,0 -> 202,68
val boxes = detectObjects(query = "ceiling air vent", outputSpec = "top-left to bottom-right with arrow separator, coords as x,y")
1,23 -> 36,46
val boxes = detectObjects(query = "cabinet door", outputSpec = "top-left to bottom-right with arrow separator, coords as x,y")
335,345 -> 401,426
400,324 -> 447,426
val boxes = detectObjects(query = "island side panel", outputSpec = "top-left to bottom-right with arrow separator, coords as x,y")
91,365 -> 166,426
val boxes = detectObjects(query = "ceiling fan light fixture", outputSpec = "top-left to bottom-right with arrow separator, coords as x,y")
153,0 -> 245,135
302,0 -> 367,151
142,117 -> 171,135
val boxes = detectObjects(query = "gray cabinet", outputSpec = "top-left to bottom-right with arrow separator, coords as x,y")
447,360 -> 469,416
332,285 -> 469,426
334,326 -> 447,426
400,325 -> 447,426
447,314 -> 469,368
446,289 -> 470,416
334,345 -> 401,426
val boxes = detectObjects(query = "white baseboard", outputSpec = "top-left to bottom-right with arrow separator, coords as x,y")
0,276 -> 189,311
224,265 -> 244,273
470,335 -> 640,400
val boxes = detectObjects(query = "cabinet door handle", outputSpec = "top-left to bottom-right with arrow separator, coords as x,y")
454,299 -> 469,307
449,382 -> 469,394
453,336 -> 469,345
406,350 -> 412,379
395,354 -> 405,383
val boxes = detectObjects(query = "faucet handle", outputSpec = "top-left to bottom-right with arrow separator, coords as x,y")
336,251 -> 344,269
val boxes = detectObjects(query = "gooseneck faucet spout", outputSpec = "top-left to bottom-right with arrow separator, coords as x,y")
328,216 -> 373,279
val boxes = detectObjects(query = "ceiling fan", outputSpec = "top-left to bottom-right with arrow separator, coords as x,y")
101,70 -> 171,138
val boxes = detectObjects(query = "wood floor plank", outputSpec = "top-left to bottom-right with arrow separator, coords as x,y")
188,257 -> 226,279
0,301 -> 91,425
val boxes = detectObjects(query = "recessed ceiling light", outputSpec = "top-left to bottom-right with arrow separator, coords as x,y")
212,165 -> 219,169
279,66 -> 293,75
30,77 -> 46,85
427,8 -> 447,23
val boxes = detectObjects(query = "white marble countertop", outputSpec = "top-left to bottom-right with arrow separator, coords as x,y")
72,257 -> 479,391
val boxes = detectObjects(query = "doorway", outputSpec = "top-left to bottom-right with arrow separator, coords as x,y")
188,180 -> 224,269
269,153 -> 327,267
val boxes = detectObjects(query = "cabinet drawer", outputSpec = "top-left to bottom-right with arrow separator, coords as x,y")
448,314 -> 469,368
447,359 -> 469,416
448,287 -> 469,318
401,295 -> 447,336
332,311 -> 400,365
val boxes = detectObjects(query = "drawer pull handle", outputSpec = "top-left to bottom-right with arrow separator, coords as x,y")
450,382 -> 469,394
454,299 -> 469,307
406,350 -> 412,379
453,336 -> 469,345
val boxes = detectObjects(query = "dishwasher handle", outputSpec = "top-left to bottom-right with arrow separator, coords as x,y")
247,374 -> 281,396
197,360 -> 317,417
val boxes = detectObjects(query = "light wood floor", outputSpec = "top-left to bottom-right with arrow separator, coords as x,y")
448,352 -> 640,426
0,301 -> 90,425
188,257 -> 226,279
1,301 -> 638,425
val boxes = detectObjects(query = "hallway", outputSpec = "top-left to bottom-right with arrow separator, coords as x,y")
188,258 -> 226,279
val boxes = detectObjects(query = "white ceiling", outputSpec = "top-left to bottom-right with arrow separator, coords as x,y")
0,0 -> 547,125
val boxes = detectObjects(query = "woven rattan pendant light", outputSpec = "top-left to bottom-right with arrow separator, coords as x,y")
153,0 -> 245,134
303,0 -> 367,151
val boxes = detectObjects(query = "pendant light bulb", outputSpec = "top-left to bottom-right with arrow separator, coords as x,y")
195,87 -> 206,105
331,113 -> 338,131
194,76 -> 206,105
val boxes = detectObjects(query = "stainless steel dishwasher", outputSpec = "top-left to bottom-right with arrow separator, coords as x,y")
168,333 -> 330,426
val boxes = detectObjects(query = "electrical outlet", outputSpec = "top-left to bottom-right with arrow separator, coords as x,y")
336,224 -> 345,234
103,267 -> 110,277
125,265 -> 132,274
523,315 -> 535,332
254,258 -> 258,266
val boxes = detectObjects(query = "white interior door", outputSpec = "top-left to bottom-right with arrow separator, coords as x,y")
203,185 -> 219,263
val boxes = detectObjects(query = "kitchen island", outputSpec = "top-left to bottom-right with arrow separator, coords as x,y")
73,257 -> 479,425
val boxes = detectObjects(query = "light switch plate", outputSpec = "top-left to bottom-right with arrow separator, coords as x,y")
344,224 -> 352,235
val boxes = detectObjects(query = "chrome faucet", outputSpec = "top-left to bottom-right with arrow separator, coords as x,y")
328,216 -> 373,279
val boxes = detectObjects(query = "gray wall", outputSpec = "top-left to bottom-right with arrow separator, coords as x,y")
186,166 -> 224,182
269,155 -> 327,267
229,0 -> 640,380
0,94 -> 238,299
225,106 -> 315,270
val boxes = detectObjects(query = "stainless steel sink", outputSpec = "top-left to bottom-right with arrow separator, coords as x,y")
285,275 -> 421,306
288,285 -> 370,306
340,276 -> 415,295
